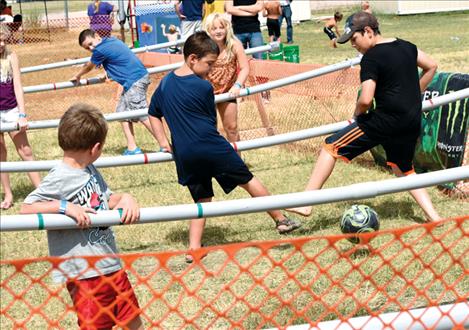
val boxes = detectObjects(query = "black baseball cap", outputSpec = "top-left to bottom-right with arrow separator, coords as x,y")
337,12 -> 379,44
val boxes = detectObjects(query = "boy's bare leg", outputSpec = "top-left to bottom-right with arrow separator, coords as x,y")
391,168 -> 441,222
121,121 -> 137,151
286,148 -> 337,216
140,118 -> 161,142
189,197 -> 212,250
240,177 -> 301,233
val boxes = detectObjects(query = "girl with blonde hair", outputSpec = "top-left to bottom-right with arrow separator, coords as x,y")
0,25 -> 40,209
203,13 -> 249,147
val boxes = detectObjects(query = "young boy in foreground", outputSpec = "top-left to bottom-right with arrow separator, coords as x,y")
288,12 -> 441,223
21,104 -> 143,329
148,32 -> 301,263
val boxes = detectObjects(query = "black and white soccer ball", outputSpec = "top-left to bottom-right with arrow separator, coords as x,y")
340,205 -> 380,244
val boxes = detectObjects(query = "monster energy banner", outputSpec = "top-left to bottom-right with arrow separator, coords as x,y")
370,72 -> 469,173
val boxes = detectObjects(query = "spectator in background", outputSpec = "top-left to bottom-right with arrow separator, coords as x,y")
264,0 -> 282,43
0,0 -> 13,23
279,0 -> 293,44
203,0 -> 226,21
161,24 -> 181,54
225,0 -> 264,60
362,1 -> 372,14
87,0 -> 116,38
175,0 -> 206,41
323,11 -> 343,48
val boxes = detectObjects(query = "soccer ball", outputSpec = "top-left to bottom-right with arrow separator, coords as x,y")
340,205 -> 380,244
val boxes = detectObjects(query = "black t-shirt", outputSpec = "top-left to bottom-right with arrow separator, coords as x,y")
357,38 -> 422,141
232,0 -> 261,34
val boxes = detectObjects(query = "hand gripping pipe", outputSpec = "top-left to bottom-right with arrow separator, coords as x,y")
20,39 -> 186,74
0,166 -> 467,231
1,88 -> 467,172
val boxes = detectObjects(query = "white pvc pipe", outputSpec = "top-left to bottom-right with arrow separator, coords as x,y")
21,43 -> 277,94
268,302 -> 469,330
2,52 -> 351,133
2,88 -> 467,172
0,166 -> 467,231
0,121 -> 345,172
20,39 -> 186,74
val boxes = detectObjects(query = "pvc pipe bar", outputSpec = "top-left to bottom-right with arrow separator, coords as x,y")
0,121 -> 345,172
269,302 -> 469,330
1,166 -> 467,231
21,43 -> 277,94
20,39 -> 186,74
2,51 -> 348,133
1,89 -> 467,171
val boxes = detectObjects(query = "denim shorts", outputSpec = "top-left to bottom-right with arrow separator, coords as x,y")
116,74 -> 150,122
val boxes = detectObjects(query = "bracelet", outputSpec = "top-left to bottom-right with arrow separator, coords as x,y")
234,82 -> 243,89
59,200 -> 67,215
18,113 -> 27,118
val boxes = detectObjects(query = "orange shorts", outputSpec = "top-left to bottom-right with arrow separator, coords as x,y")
66,270 -> 140,330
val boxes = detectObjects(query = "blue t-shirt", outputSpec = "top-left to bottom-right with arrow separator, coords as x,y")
148,71 -> 246,185
182,0 -> 204,21
90,37 -> 147,91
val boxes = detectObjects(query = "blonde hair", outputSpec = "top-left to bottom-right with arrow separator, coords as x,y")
168,24 -> 177,34
203,13 -> 236,62
0,24 -> 12,78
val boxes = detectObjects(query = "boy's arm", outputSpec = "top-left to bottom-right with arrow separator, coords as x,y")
263,7 -> 268,17
417,49 -> 438,92
229,40 -> 250,97
149,115 -> 172,152
353,79 -> 376,118
70,61 -> 95,84
20,201 -> 96,228
278,3 -> 282,15
108,193 -> 140,224
174,1 -> 186,20
334,23 -> 341,36
237,0 -> 264,14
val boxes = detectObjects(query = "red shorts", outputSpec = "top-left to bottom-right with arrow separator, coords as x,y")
66,270 -> 140,330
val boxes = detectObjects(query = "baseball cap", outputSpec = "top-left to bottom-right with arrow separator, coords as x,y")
337,12 -> 379,44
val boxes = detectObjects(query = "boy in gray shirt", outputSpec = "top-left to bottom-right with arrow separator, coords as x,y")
21,104 -> 143,330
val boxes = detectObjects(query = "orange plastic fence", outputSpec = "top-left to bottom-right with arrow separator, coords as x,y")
1,217 -> 468,329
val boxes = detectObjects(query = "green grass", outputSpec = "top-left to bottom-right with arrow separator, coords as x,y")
1,8 -> 469,329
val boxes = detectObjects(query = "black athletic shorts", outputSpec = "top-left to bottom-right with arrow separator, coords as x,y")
267,18 -> 281,38
324,27 -> 336,40
187,166 -> 254,202
324,121 -> 417,174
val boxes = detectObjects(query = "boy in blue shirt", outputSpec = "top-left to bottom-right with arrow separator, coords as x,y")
148,32 -> 301,262
71,29 -> 159,155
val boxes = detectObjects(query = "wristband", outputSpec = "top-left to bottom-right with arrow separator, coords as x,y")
18,113 -> 27,118
234,82 -> 243,89
59,200 -> 67,215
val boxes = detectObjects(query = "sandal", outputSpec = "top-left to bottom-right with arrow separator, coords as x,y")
185,245 -> 207,264
276,215 -> 302,234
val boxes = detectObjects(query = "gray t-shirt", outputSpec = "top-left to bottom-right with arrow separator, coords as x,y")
24,162 -> 121,283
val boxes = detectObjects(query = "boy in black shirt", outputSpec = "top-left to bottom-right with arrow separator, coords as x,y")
288,12 -> 441,223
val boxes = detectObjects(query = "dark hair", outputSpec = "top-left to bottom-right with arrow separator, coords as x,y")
183,31 -> 219,59
334,12 -> 343,21
78,29 -> 96,46
58,103 -> 108,151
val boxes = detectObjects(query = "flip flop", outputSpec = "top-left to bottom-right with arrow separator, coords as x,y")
185,245 -> 207,264
276,216 -> 302,234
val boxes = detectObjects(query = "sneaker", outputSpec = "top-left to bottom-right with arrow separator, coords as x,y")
122,147 -> 143,156
286,41 -> 294,44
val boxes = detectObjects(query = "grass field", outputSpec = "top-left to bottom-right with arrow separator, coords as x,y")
1,7 -> 469,329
